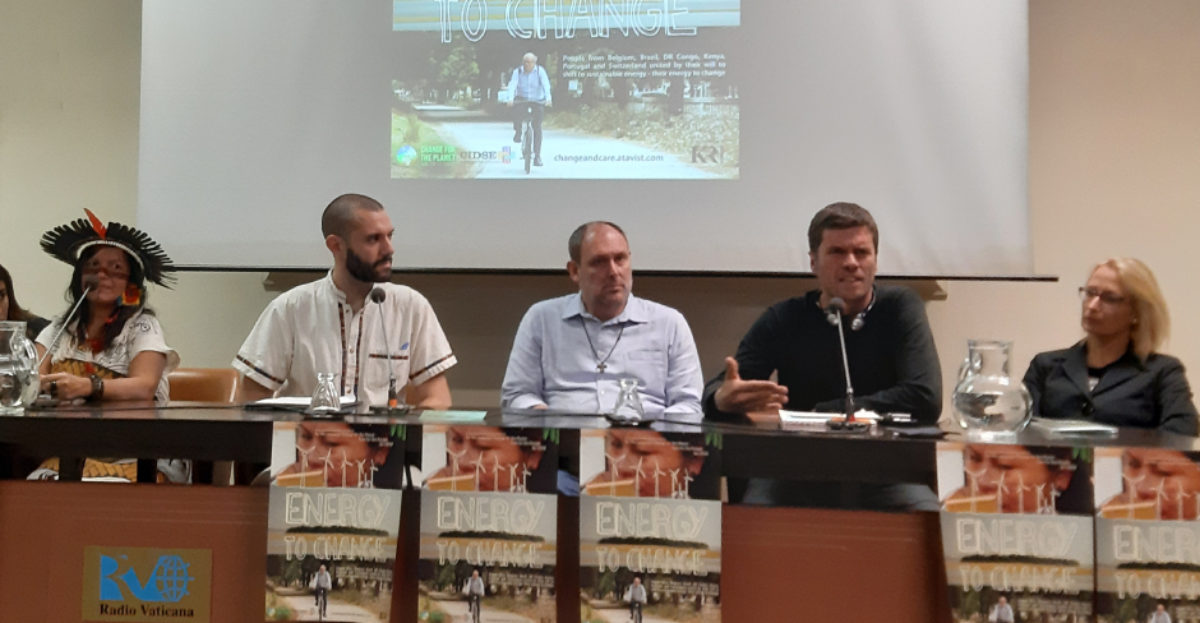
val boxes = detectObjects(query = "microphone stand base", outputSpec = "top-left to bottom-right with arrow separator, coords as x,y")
825,419 -> 871,432
369,405 -> 413,416
605,414 -> 652,427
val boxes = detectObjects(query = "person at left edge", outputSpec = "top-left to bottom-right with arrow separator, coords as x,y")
0,263 -> 51,341
234,194 -> 455,408
500,221 -> 703,420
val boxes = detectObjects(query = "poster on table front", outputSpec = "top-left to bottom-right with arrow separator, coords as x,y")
579,428 -> 722,623
265,421 -> 406,623
418,425 -> 560,622
1094,446 -> 1200,623
937,441 -> 1095,623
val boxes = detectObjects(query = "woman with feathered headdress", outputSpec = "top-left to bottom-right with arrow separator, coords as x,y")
28,210 -> 190,482
34,209 -> 179,403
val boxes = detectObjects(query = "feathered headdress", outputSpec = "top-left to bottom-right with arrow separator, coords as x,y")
40,209 -> 177,288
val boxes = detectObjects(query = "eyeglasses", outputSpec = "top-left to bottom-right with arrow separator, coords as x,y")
1079,286 -> 1127,306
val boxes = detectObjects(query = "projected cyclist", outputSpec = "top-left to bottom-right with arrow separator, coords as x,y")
505,52 -> 552,167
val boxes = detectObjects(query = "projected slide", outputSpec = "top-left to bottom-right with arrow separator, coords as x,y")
142,1 -> 1029,273
391,0 -> 740,179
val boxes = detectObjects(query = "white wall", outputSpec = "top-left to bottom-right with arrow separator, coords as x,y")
4,0 -> 1200,413
932,0 -> 1200,409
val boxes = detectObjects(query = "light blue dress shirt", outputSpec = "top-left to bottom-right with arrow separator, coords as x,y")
507,65 -> 551,103
501,293 -> 703,420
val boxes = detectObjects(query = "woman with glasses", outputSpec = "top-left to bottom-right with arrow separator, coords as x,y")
1023,258 -> 1197,435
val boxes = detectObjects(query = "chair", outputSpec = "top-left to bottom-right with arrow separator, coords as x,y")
166,367 -> 244,484
167,367 -> 240,403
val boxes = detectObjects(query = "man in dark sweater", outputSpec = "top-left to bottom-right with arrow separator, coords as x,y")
703,284 -> 940,420
702,202 -> 942,508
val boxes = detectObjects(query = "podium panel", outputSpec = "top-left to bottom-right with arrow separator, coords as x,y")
0,481 -> 947,622
0,481 -> 266,622
4,406 -> 1186,621
723,505 -> 949,623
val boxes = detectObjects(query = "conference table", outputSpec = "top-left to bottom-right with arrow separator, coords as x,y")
0,403 -> 1191,622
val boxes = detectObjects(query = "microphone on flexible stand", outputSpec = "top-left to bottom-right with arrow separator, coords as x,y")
824,297 -> 869,432
36,275 -> 98,370
369,287 -> 403,410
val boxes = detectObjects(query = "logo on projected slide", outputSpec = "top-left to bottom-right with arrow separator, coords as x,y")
81,546 -> 211,622
455,149 -> 508,163
395,145 -> 418,166
691,145 -> 724,164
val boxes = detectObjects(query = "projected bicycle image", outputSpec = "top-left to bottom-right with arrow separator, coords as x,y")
390,0 -> 740,180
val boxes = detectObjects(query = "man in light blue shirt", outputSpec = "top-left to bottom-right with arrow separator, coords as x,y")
1149,604 -> 1172,623
501,221 -> 703,421
988,596 -> 1014,623
504,52 -> 552,166
624,576 -> 647,621
465,569 -> 485,622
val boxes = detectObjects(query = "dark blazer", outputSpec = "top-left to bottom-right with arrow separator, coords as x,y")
1023,342 -> 1198,436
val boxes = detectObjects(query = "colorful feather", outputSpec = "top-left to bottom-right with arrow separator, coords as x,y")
122,284 -> 142,306
84,208 -> 107,239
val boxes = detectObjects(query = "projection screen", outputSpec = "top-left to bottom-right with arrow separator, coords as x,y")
139,0 -> 1029,275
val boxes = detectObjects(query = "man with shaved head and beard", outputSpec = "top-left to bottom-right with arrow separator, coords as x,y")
235,193 -> 455,408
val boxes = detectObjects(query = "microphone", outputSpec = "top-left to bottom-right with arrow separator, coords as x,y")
825,297 -> 868,431
824,298 -> 844,327
36,275 -> 98,370
826,297 -> 866,331
369,287 -> 402,410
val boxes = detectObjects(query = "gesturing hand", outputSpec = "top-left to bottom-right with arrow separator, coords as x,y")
713,357 -> 788,414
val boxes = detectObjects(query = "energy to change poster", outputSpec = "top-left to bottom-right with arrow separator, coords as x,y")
265,421 -> 407,622
580,428 -> 722,623
419,425 -> 561,622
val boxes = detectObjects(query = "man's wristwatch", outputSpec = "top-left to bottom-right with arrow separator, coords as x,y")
88,374 -> 105,401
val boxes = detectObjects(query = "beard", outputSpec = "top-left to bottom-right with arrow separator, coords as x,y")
346,247 -> 391,283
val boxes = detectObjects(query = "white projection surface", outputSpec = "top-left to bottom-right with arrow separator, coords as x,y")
139,0 -> 1029,275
